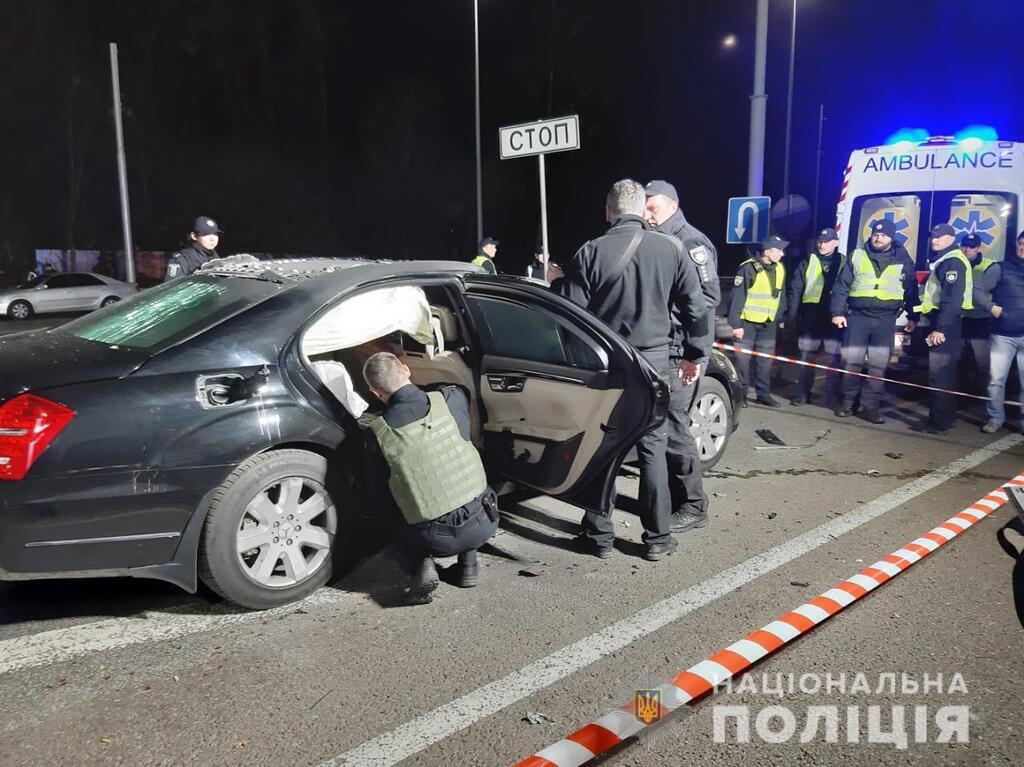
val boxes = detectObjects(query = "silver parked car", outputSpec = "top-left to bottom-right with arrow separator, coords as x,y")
0,272 -> 137,319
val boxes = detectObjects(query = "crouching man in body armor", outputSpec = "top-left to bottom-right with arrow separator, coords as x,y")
363,352 -> 498,604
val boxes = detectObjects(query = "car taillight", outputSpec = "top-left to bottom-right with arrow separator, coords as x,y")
0,394 -> 75,480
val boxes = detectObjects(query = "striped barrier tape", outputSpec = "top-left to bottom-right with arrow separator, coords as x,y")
514,471 -> 1024,767
713,341 -> 1024,408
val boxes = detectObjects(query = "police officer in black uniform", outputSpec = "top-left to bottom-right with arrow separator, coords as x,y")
558,179 -> 707,562
728,234 -> 788,407
164,216 -> 223,281
830,219 -> 919,424
644,180 -> 717,533
788,227 -> 845,407
916,223 -> 970,433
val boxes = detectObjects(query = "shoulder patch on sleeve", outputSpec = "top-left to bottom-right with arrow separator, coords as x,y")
733,275 -> 744,287
688,245 -> 709,266
945,270 -> 957,283
167,262 -> 181,278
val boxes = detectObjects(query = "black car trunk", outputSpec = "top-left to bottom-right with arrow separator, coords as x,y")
0,330 -> 147,402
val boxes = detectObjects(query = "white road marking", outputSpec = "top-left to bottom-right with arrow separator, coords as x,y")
317,434 -> 1022,767
0,588 -> 362,676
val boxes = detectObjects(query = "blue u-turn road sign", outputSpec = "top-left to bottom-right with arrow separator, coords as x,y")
726,196 -> 771,244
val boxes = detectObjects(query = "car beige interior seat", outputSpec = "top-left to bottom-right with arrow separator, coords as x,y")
403,305 -> 480,443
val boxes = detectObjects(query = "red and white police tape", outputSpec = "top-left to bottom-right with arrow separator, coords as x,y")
713,341 -> 1024,408
513,472 -> 1024,767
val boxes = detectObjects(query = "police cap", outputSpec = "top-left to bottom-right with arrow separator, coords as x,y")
644,180 -> 678,202
871,219 -> 897,239
193,216 -> 223,236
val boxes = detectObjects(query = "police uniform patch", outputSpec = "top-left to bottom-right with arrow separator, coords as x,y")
167,262 -> 181,278
946,271 -> 957,283
734,275 -> 743,287
688,245 -> 709,266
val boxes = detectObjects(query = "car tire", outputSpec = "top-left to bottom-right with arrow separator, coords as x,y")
689,376 -> 733,471
100,296 -> 120,308
8,300 -> 33,320
198,449 -> 341,610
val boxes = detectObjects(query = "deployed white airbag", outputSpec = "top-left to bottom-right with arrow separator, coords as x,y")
309,360 -> 370,417
302,285 -> 434,356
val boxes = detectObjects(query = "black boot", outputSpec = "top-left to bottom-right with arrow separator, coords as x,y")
457,550 -> 479,588
408,558 -> 439,604
835,401 -> 854,417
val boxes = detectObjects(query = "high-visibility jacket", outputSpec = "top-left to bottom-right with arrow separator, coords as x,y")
370,392 -> 487,525
800,252 -> 845,304
965,257 -> 996,319
848,249 -> 905,303
471,255 -> 496,274
914,250 -> 974,314
739,259 -> 785,323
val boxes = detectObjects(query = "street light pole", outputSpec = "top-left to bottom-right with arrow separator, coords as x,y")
109,43 -> 136,285
747,0 -> 769,197
812,103 -> 825,234
473,0 -> 483,245
782,0 -> 797,200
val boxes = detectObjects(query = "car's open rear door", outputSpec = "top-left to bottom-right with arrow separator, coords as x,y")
462,277 -> 668,515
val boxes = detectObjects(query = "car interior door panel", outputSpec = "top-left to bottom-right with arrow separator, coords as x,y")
465,285 -> 662,514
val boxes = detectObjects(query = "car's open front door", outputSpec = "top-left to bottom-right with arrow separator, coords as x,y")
463,278 -> 668,515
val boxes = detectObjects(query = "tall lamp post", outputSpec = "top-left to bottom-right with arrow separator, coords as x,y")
782,0 -> 797,200
473,0 -> 483,244
747,0 -> 769,197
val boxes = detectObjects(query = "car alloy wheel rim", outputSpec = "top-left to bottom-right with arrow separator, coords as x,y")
690,392 -> 728,461
11,303 -> 28,318
235,476 -> 336,589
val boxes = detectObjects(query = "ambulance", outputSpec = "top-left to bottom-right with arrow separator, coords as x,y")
835,136 -> 1023,348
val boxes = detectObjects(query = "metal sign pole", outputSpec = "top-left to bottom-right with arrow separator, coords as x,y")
538,153 -> 549,279
109,43 -> 136,284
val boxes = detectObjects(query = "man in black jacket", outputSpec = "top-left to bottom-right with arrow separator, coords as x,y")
645,179 -> 718,532
788,227 -> 845,407
558,179 -> 707,561
914,223 -> 970,433
831,219 -> 919,424
164,216 -> 222,281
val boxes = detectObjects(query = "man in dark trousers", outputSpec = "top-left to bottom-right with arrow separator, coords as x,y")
644,179 -> 717,533
831,219 -> 919,424
959,233 -> 1001,394
728,234 -> 788,407
164,216 -> 222,280
558,179 -> 707,561
788,227 -> 845,407
983,231 -> 1024,433
913,223 -> 972,433
363,352 -> 498,604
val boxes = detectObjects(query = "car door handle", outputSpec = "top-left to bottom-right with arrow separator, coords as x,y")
487,374 -> 525,393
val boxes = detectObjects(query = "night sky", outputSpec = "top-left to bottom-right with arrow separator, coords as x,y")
1,0 -> 1022,285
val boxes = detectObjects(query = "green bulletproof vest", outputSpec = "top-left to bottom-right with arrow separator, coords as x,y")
370,391 -> 487,525
739,259 -> 785,323
913,250 -> 974,315
848,249 -> 905,303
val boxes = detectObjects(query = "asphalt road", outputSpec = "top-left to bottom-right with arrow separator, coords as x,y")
2,372 -> 1022,766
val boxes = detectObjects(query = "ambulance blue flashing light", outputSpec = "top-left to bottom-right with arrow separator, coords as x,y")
882,125 -> 1001,152
955,124 -> 999,151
